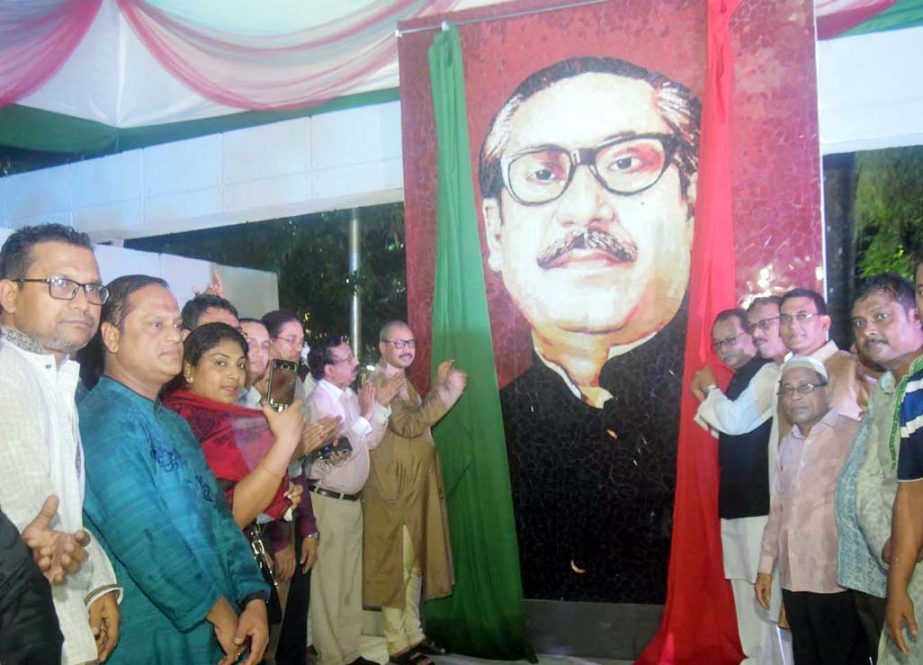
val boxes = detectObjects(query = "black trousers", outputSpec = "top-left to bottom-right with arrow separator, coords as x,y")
852,590 -> 886,663
782,589 -> 870,665
275,530 -> 312,665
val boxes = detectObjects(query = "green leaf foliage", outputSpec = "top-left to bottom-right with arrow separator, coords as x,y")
854,146 -> 923,279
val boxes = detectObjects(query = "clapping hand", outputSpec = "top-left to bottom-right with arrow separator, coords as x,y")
300,416 -> 340,455
437,360 -> 467,399
358,382 -> 376,419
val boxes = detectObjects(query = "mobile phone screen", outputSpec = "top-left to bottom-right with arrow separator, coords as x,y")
267,360 -> 298,411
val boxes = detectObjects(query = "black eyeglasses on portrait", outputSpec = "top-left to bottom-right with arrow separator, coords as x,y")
17,276 -> 109,305
501,133 -> 679,206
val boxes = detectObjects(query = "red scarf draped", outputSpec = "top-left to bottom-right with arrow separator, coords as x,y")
164,389 -> 290,521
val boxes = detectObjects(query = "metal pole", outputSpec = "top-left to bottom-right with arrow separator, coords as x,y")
348,209 -> 361,359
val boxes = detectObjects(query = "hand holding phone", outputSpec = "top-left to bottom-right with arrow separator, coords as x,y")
266,360 -> 298,412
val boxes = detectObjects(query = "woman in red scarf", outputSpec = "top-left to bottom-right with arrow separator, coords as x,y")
164,323 -> 303,527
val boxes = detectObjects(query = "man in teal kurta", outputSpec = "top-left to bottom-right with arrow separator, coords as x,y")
80,274 -> 269,664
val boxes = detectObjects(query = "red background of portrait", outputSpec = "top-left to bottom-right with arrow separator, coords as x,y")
399,0 -> 821,394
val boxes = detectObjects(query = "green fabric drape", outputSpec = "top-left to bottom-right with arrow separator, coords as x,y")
423,26 -> 534,661
845,0 -> 923,35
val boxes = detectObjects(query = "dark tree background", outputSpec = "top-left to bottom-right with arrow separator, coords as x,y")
853,146 -> 923,277
126,203 -> 407,365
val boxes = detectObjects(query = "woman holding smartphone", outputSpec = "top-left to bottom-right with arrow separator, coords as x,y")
163,322 -> 307,528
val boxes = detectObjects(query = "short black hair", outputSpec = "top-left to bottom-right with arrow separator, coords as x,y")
714,308 -> 748,331
747,295 -> 782,313
0,223 -> 93,281
102,275 -> 169,330
181,294 -> 239,331
780,288 -> 828,316
308,335 -> 347,381
183,322 -> 248,371
479,56 -> 701,202
854,273 -> 916,312
262,310 -> 300,338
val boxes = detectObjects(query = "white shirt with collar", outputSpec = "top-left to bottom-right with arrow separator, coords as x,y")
0,327 -> 121,665
305,378 -> 390,495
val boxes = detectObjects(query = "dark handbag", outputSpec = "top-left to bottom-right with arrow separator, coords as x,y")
247,523 -> 283,625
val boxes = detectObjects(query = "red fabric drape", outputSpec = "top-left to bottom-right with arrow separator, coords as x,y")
0,0 -> 101,106
116,0 -> 458,111
637,0 -> 742,662
816,0 -> 895,39
163,389 -> 290,520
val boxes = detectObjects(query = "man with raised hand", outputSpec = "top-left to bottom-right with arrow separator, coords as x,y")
691,308 -> 783,664
0,223 -> 121,664
363,321 -> 467,664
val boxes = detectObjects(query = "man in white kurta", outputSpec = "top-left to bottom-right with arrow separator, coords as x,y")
0,225 -> 121,665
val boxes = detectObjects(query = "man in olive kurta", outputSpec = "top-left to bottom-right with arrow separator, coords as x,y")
363,321 -> 466,661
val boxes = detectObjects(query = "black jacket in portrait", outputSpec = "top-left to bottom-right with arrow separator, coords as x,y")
501,302 -> 687,603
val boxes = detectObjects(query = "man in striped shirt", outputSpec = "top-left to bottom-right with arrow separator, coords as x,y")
885,259 -> 923,660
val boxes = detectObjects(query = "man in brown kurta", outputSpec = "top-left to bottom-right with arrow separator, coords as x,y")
363,321 -> 466,662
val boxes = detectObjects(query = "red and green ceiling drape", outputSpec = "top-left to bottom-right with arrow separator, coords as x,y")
1,0 -> 921,157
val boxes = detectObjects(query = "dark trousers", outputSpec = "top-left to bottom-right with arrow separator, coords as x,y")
275,530 -> 312,665
852,590 -> 886,663
782,589 -> 870,665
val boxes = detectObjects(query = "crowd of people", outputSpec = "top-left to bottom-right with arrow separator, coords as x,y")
693,275 -> 923,664
0,223 -> 466,665
6,219 -> 923,665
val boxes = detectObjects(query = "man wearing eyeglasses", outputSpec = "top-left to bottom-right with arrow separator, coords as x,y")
305,337 -> 403,665
0,223 -> 122,664
756,356 -> 868,665
691,308 -> 786,665
837,274 -> 923,664
362,321 -> 466,663
779,287 -> 868,424
478,55 -> 699,601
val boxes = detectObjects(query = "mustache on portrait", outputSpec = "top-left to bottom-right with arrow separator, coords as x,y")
536,227 -> 639,269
